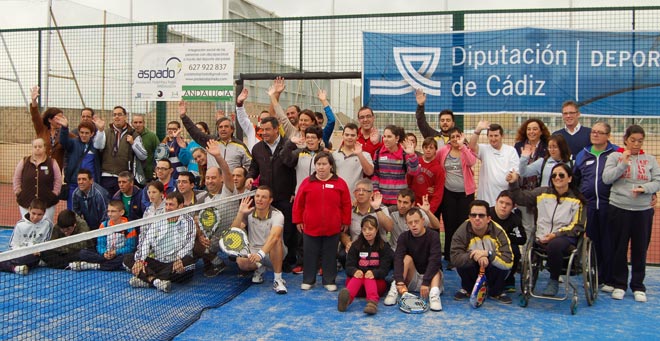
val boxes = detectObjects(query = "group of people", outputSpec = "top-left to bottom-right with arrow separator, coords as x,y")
4,78 -> 658,315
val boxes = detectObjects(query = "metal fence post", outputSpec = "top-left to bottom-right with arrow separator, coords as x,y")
452,12 -> 465,131
156,23 -> 168,140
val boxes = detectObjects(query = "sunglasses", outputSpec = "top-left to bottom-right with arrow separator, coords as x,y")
469,213 -> 487,218
551,173 -> 567,179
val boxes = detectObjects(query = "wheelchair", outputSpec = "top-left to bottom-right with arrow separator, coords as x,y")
518,233 -> 598,315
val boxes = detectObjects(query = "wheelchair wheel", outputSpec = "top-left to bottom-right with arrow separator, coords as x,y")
570,295 -> 578,315
519,244 -> 538,307
580,236 -> 598,306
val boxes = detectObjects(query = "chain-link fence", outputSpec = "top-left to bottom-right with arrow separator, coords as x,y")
1,6 -> 660,261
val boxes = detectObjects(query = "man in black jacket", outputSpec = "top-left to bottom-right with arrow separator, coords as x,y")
246,117 -> 297,272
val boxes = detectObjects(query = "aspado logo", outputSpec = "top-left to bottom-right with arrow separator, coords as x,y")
137,57 -> 182,80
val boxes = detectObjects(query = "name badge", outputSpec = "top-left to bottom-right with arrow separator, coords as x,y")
325,184 -> 335,189
359,252 -> 369,258
40,166 -> 48,170
379,156 -> 388,161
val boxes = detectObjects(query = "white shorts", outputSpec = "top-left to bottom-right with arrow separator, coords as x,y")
408,270 -> 425,292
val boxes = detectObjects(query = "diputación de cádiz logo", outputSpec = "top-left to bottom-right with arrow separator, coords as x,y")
370,47 -> 442,96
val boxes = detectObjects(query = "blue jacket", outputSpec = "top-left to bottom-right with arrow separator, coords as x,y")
60,126 -> 101,184
321,105 -> 336,148
574,142 -> 618,209
72,183 -> 109,230
112,186 -> 146,221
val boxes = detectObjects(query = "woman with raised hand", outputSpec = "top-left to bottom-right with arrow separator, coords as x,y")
519,134 -> 572,188
293,151 -> 351,292
602,125 -> 660,303
28,86 -> 68,170
436,127 -> 477,269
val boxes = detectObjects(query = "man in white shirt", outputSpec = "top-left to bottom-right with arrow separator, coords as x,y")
469,121 -> 520,206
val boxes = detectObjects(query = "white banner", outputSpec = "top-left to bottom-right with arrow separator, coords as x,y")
132,42 -> 235,101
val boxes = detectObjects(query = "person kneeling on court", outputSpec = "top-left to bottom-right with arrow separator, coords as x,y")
231,186 -> 288,294
384,207 -> 443,311
451,200 -> 514,304
0,199 -> 53,275
123,192 -> 196,292
69,200 -> 136,271
338,215 -> 393,315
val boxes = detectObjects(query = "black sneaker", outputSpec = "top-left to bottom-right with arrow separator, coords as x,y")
490,293 -> 512,304
454,289 -> 469,301
203,262 -> 226,278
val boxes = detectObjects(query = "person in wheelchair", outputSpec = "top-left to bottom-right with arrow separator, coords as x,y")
507,163 -> 586,297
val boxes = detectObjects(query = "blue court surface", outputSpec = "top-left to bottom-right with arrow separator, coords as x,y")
2,228 -> 659,340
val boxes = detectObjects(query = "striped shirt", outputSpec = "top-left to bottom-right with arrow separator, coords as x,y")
372,145 -> 420,205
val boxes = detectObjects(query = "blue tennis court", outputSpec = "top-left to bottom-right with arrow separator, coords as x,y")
2,228 -> 659,340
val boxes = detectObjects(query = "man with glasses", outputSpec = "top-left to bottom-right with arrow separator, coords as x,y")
338,179 -> 393,267
450,200 -> 514,304
414,89 -> 455,147
355,106 -> 382,158
71,108 -> 96,136
553,100 -> 591,158
141,160 -> 177,209
93,106 -> 137,195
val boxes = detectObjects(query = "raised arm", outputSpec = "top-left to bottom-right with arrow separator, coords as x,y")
235,88 -> 257,150
318,89 -> 336,146
179,100 -> 212,148
268,79 -> 297,139
206,140 -> 235,193
469,120 -> 490,156
414,89 -> 439,138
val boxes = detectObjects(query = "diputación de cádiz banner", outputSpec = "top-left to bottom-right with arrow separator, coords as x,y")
363,28 -> 660,117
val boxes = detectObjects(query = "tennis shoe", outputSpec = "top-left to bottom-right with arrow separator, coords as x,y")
300,283 -> 313,290
453,289 -> 469,301
611,288 -> 625,300
129,276 -> 150,288
252,265 -> 266,284
292,266 -> 304,274
600,284 -> 615,293
542,279 -> 559,297
273,278 -> 287,294
337,289 -> 351,312
204,262 -> 226,278
69,261 -> 98,271
324,284 -> 337,292
490,293 -> 512,304
153,279 -> 171,293
634,291 -> 647,303
383,282 -> 399,306
429,294 -> 442,311
13,265 -> 28,275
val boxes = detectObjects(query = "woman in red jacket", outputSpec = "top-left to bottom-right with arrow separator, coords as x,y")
293,151 -> 352,292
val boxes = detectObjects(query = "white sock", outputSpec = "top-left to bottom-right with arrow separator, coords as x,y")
274,272 -> 282,281
153,279 -> 161,286
430,287 -> 440,297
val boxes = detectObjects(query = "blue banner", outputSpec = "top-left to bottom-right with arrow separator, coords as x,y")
363,28 -> 660,116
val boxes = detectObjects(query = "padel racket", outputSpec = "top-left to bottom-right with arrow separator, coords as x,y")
399,292 -> 429,314
469,266 -> 488,308
154,143 -> 169,160
199,207 -> 221,238
218,227 -> 251,258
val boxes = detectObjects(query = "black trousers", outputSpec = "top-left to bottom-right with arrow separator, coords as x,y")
439,188 -> 473,263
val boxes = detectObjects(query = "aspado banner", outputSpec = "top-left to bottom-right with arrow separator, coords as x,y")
133,42 -> 235,102
363,28 -> 660,116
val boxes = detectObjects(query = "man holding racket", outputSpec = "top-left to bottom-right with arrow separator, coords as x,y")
231,186 -> 288,294
451,200 -> 514,304
384,207 -> 443,311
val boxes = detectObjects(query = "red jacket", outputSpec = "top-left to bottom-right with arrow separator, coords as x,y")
407,156 -> 445,213
293,174 -> 352,237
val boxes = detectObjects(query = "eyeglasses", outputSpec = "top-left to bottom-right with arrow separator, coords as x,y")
155,167 -> 170,171
354,188 -> 372,193
591,131 -> 608,136
551,173 -> 567,179
562,111 -> 578,116
469,213 -> 487,218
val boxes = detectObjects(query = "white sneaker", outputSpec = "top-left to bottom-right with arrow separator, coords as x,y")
611,288 -> 625,300
13,265 -> 28,275
153,279 -> 171,293
252,266 -> 265,284
273,279 -> 287,294
129,276 -> 150,288
324,284 -> 338,292
384,282 -> 399,306
634,291 -> 647,303
600,284 -> 615,293
69,261 -> 99,271
300,283 -> 313,290
429,294 -> 442,311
